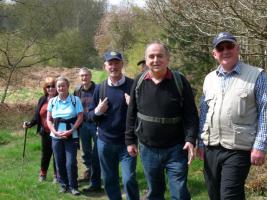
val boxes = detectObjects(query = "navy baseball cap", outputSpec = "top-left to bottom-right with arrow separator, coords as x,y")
104,51 -> 123,61
212,32 -> 237,48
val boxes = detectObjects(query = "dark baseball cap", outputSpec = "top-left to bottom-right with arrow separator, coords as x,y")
104,51 -> 123,61
212,32 -> 237,48
137,59 -> 145,66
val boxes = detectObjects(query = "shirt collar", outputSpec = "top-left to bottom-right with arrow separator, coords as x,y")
107,75 -> 125,86
58,94 -> 71,102
144,68 -> 172,80
216,62 -> 241,76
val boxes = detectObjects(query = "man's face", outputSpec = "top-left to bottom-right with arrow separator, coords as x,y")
213,41 -> 239,70
79,71 -> 91,86
145,43 -> 169,74
104,59 -> 123,79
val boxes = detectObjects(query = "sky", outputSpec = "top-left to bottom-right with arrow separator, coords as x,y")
108,0 -> 146,8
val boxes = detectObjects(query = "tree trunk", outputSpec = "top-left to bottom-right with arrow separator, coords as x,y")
1,68 -> 14,103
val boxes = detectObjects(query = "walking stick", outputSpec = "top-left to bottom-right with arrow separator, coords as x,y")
22,123 -> 28,160
19,124 -> 28,180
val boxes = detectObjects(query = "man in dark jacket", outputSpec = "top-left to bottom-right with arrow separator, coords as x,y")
126,42 -> 199,200
88,51 -> 139,200
74,67 -> 101,191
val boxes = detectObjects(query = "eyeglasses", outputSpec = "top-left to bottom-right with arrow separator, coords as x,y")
216,43 -> 236,52
46,85 -> 55,89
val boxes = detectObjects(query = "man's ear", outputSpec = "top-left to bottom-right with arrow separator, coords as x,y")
212,49 -> 218,59
236,44 -> 240,52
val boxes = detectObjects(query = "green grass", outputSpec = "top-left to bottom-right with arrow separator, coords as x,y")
0,128 -> 207,200
1,128 -> 266,200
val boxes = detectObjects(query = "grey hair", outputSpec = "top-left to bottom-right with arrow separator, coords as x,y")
56,76 -> 70,87
144,41 -> 170,58
79,67 -> 91,75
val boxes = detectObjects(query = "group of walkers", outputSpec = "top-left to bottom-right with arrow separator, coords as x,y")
24,32 -> 267,200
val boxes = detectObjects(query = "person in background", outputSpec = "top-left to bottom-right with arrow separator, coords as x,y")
197,32 -> 267,200
47,76 -> 83,196
88,51 -> 139,200
74,67 -> 101,192
126,42 -> 199,200
137,59 -> 148,72
23,77 -> 58,183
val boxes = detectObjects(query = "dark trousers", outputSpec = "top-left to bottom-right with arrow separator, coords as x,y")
204,146 -> 251,200
40,133 -> 57,175
52,138 -> 79,189
79,122 -> 101,186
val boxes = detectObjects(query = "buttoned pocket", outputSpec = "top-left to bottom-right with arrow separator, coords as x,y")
231,90 -> 249,123
237,92 -> 248,117
233,124 -> 256,149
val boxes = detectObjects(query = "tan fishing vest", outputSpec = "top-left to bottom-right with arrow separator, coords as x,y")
201,63 -> 262,150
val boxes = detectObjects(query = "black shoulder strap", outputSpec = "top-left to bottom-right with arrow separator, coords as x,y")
74,85 -> 82,97
171,70 -> 183,107
99,80 -> 107,100
135,71 -> 149,110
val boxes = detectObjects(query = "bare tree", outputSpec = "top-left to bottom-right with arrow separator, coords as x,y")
147,0 -> 267,67
0,31 -> 55,103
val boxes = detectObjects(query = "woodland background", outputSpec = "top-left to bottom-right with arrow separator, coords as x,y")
0,0 -> 266,103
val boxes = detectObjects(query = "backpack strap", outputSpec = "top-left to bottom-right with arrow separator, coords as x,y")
137,112 -> 181,124
70,94 -> 76,108
51,95 -> 76,109
134,69 -> 184,125
74,85 -> 83,97
171,70 -> 183,107
135,70 -> 149,110
135,70 -> 183,108
99,80 -> 107,100
51,96 -> 57,109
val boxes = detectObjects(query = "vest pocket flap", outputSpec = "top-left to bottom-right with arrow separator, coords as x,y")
233,124 -> 256,147
204,93 -> 214,101
205,93 -> 216,109
239,92 -> 248,98
201,123 -> 210,145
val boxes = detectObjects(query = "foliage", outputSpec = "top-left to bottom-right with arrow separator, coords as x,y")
95,4 -> 163,76
0,0 -> 106,102
147,0 -> 267,96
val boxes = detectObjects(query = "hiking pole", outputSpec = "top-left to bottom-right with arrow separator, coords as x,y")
22,122 -> 28,160
19,122 -> 29,180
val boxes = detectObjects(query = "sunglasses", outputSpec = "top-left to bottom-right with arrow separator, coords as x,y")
46,85 -> 55,89
216,43 -> 236,52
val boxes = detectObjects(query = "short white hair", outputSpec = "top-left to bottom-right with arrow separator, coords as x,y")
79,67 -> 91,75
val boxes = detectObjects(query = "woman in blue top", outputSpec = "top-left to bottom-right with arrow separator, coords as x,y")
47,76 -> 83,196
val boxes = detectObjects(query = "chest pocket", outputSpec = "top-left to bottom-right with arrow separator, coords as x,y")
231,89 -> 249,123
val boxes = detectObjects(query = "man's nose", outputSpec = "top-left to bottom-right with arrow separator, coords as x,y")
153,56 -> 159,62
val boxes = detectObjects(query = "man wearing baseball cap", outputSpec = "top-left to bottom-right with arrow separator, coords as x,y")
197,32 -> 267,199
88,51 -> 139,200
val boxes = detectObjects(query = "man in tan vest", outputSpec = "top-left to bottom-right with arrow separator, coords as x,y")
197,32 -> 267,200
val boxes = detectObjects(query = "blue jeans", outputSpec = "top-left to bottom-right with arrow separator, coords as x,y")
79,122 -> 101,186
139,143 -> 190,200
52,138 -> 78,189
97,139 -> 139,200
